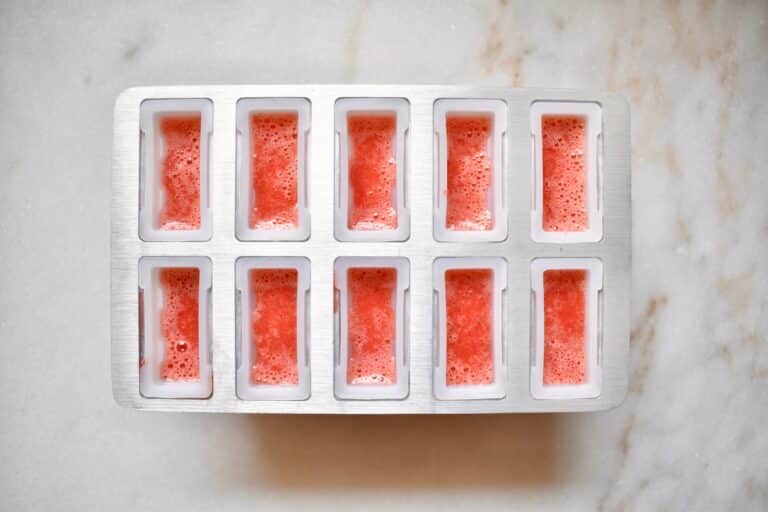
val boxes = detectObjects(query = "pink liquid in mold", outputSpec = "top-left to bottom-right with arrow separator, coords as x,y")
446,115 -> 494,231
159,268 -> 200,381
346,268 -> 397,385
542,115 -> 588,232
159,116 -> 202,230
445,269 -> 494,385
347,114 -> 398,230
250,269 -> 299,385
249,113 -> 299,230
543,269 -> 587,385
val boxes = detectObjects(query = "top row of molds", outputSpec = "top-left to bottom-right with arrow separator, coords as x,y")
335,98 -> 410,242
530,102 -> 603,243
434,99 -> 508,242
139,99 -> 213,242
137,97 -> 603,243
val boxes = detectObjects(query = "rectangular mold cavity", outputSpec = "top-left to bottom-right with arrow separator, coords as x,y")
235,257 -> 310,401
433,99 -> 508,242
333,257 -> 410,399
530,258 -> 603,399
235,98 -> 311,241
138,256 -> 213,398
139,99 -> 213,241
334,98 -> 410,242
530,101 -> 603,243
433,257 -> 507,400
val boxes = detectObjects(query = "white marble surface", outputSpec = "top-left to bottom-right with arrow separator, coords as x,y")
0,0 -> 766,510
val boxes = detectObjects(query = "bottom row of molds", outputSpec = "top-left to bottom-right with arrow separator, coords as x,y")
530,258 -> 603,399
235,257 -> 312,401
137,256 -> 603,402
334,257 -> 410,399
138,257 -> 214,399
433,257 -> 507,400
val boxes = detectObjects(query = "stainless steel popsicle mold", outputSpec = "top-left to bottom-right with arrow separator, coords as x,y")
112,85 -> 631,414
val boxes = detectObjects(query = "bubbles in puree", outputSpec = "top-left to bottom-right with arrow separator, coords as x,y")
541,115 -> 588,232
347,114 -> 398,230
249,113 -> 299,230
158,116 -> 201,230
445,269 -> 494,385
346,268 -> 397,384
250,269 -> 299,385
446,114 -> 494,231
543,269 -> 587,385
159,268 -> 200,381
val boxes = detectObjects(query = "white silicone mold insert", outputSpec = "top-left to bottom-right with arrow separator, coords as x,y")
138,256 -> 213,398
236,98 -> 311,241
235,257 -> 311,401
433,257 -> 507,400
139,98 -> 213,242
530,258 -> 603,399
530,101 -> 603,243
433,99 -> 508,242
334,98 -> 410,242
334,257 -> 410,400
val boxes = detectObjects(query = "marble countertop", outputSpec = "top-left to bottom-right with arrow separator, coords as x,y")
0,0 -> 765,510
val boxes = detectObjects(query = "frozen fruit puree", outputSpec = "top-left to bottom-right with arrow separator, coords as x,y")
446,114 -> 493,231
543,269 -> 587,385
347,268 -> 397,384
159,268 -> 200,381
542,115 -> 588,232
445,269 -> 494,385
158,115 -> 202,230
347,114 -> 397,230
250,269 -> 299,385
249,113 -> 299,230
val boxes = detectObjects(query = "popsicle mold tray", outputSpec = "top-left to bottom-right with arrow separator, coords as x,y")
111,85 -> 631,414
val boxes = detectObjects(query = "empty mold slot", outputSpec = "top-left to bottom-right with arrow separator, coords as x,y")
433,99 -> 508,242
530,258 -> 603,399
138,256 -> 213,398
530,101 -> 603,243
236,98 -> 311,241
334,98 -> 410,242
333,257 -> 409,400
139,99 -> 213,241
235,257 -> 310,401
433,257 -> 507,400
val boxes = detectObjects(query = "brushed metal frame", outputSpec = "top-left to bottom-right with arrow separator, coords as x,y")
112,85 -> 631,414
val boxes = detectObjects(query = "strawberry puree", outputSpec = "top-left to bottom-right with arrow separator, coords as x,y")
250,269 -> 299,385
445,269 -> 494,385
249,113 -> 299,229
543,269 -> 587,385
159,268 -> 200,381
542,115 -> 588,232
346,268 -> 397,384
446,115 -> 493,231
347,114 -> 398,230
159,116 -> 202,230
